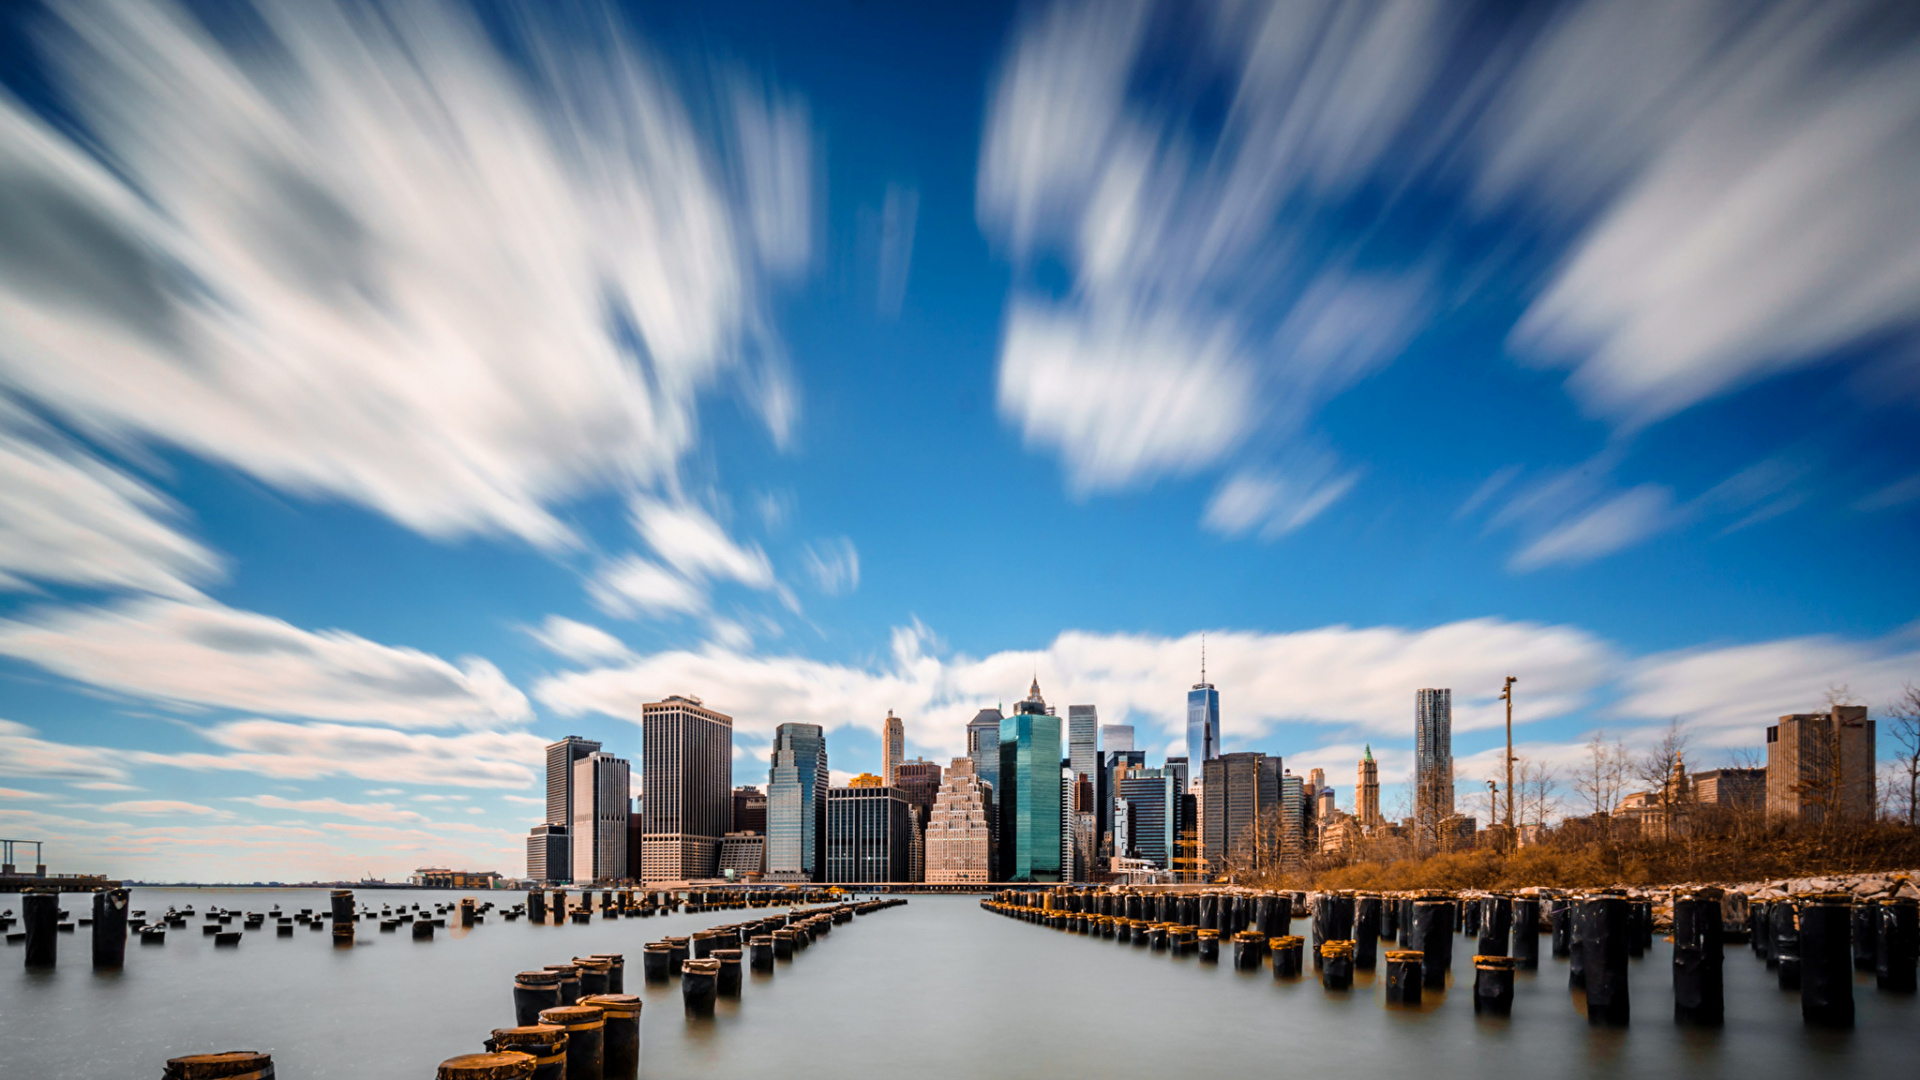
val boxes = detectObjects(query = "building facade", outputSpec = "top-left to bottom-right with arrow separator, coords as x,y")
1766,706 -> 1876,821
1694,767 -> 1765,810
1357,745 -> 1381,827
1202,751 -> 1282,875
640,695 -> 733,882
925,757 -> 995,883
732,786 -> 767,833
766,722 -> 828,882
883,711 -> 905,786
1100,724 -> 1135,753
825,785 -> 909,884
572,751 -> 630,884
998,680 -> 1063,883
526,823 -> 568,884
717,833 -> 765,880
1116,767 -> 1179,868
1068,705 -> 1099,784
894,757 -> 942,883
1186,679 -> 1219,774
968,706 -> 1006,797
1414,688 -> 1454,845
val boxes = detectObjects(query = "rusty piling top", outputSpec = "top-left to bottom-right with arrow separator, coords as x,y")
163,1051 -> 273,1080
435,1052 -> 534,1080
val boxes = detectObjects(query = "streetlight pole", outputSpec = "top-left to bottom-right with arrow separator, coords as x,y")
1500,676 -> 1518,847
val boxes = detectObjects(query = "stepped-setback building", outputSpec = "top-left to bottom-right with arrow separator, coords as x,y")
925,757 -> 995,883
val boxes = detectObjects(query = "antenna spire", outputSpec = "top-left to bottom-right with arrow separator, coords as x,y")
1200,633 -> 1206,683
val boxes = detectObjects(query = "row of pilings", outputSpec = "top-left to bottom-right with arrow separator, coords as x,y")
981,883 -> 1919,1027
144,889 -> 890,1078
10,885 -> 854,971
421,898 -> 908,1079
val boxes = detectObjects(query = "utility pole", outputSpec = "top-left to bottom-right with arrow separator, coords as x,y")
1500,676 -> 1517,849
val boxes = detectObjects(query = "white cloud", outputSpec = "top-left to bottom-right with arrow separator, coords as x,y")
0,0 -> 809,549
139,719 -> 547,789
100,799 -> 231,818
0,719 -> 130,782
801,538 -> 860,596
0,411 -> 221,598
631,497 -> 774,589
997,303 -> 1260,492
234,794 -> 428,824
589,555 -> 707,619
979,2 -> 1430,501
1501,0 -> 1920,426
0,597 -> 530,728
1509,485 -> 1677,571
1618,630 -> 1920,743
0,787 -> 47,800
526,615 -> 632,664
536,616 -> 1614,765
1203,465 -> 1360,540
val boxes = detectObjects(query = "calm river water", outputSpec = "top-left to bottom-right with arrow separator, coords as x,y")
2,889 -> 1913,1078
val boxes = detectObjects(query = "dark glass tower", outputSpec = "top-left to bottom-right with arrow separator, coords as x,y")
998,679 -> 1062,882
766,722 -> 828,881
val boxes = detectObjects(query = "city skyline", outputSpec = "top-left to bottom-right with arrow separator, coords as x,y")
2,0 -> 1918,885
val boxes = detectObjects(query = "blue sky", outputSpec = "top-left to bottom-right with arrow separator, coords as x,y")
1,0 -> 1917,882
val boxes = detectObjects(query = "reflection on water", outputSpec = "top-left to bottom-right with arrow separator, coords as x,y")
2,890 -> 1913,1079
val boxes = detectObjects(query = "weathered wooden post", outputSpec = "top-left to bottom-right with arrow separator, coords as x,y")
164,1051 -> 277,1079
543,964 -> 581,1005
1579,894 -> 1630,1027
538,1004 -> 605,1080
91,888 -> 129,970
513,971 -> 562,1026
572,956 -> 611,997
1672,888 -> 1724,1027
581,995 -> 641,1080
1231,929 -> 1264,970
1477,896 -> 1510,958
591,953 -> 625,993
1773,901 -> 1801,990
681,958 -> 720,1016
330,890 -> 355,947
1511,897 -> 1540,970
23,892 -> 57,969
1799,894 -> 1854,1029
1271,935 -> 1304,978
1384,950 -> 1422,1004
484,1026 -> 566,1080
1411,896 -> 1454,989
435,1054 -> 532,1080
1878,897 -> 1918,993
1354,895 -> 1381,970
714,948 -> 743,996
1320,940 -> 1355,991
1473,955 -> 1516,1015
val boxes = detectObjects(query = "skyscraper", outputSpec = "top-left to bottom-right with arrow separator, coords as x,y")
533,734 -> 600,883
572,751 -> 630,884
998,679 -> 1063,883
825,784 -> 909,884
894,757 -> 942,883
1357,745 -> 1381,827
766,722 -> 828,882
731,786 -> 767,833
1201,751 -> 1281,874
925,757 -> 994,883
1115,766 -> 1179,868
1100,724 -> 1134,753
883,710 -> 905,786
1766,706 -> 1876,821
1278,771 -> 1307,871
1414,688 -> 1454,845
1187,655 -> 1219,772
1068,705 -> 1099,783
967,706 -> 1005,795
640,695 -> 733,882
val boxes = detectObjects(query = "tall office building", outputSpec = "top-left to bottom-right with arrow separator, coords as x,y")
1100,724 -> 1134,753
1279,771 -> 1307,872
572,751 -> 631,883
1766,706 -> 1876,821
1357,745 -> 1381,826
1202,751 -> 1281,874
1187,661 -> 1220,773
533,735 -> 600,883
526,823 -> 568,884
883,710 -> 905,786
731,786 -> 767,833
640,695 -> 733,883
967,706 -> 1006,796
1115,766 -> 1179,868
1106,748 -> 1145,859
766,722 -> 829,882
895,757 -> 942,883
998,679 -> 1063,883
825,785 -> 909,884
1414,688 -> 1454,842
925,757 -> 994,883
1068,705 -> 1099,783
1315,785 -> 1336,823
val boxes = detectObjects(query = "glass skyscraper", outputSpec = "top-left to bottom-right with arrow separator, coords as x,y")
1067,704 -> 1098,783
1100,724 -> 1134,753
1116,767 -> 1178,868
1414,688 -> 1454,837
967,706 -> 1005,796
766,722 -> 828,881
1186,679 -> 1219,774
997,680 -> 1062,883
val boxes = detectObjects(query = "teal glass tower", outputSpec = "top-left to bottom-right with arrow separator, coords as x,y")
998,678 -> 1063,882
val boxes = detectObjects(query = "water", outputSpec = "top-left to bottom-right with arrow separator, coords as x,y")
3,889 -> 1913,1079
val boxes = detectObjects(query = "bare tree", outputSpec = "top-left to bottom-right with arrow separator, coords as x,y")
1633,719 -> 1690,842
1886,682 -> 1920,827
1572,731 -> 1630,826
1516,756 -> 1560,833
